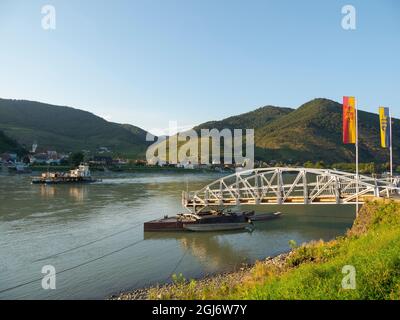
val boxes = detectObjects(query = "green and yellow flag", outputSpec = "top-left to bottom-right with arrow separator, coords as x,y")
379,107 -> 390,148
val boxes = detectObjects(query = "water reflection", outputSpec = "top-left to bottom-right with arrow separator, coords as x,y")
69,187 -> 87,202
145,231 -> 250,270
38,185 -> 88,201
39,185 -> 56,198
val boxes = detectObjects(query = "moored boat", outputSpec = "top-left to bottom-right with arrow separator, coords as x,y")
143,210 -> 282,232
144,211 -> 254,232
31,164 -> 100,184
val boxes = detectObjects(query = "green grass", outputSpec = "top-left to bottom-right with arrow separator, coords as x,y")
151,200 -> 400,300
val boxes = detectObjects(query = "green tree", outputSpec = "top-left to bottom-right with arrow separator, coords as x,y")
315,161 -> 325,169
304,161 -> 314,168
69,152 -> 84,167
364,162 -> 376,174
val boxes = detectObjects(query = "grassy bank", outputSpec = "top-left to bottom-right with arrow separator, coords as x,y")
121,200 -> 400,300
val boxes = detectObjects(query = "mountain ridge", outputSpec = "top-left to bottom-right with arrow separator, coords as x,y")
0,97 -> 397,164
193,105 -> 293,131
190,97 -> 399,164
0,98 -> 150,157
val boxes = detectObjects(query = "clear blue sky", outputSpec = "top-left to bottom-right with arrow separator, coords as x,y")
0,0 -> 399,134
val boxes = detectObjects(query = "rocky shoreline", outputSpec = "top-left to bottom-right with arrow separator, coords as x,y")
110,251 -> 291,300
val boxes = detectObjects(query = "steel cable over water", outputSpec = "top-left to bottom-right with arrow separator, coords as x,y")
165,246 -> 190,282
33,222 -> 144,262
0,225 -> 153,295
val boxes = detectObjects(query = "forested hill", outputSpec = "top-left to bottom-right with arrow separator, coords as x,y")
0,98 -> 151,156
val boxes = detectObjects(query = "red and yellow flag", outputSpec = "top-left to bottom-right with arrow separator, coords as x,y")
343,96 -> 356,144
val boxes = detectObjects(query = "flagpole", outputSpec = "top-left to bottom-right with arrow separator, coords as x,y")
355,99 -> 359,217
390,110 -> 393,183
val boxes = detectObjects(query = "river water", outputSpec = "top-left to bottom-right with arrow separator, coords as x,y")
0,170 -> 355,299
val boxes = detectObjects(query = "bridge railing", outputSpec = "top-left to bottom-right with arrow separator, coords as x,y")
182,168 -> 400,212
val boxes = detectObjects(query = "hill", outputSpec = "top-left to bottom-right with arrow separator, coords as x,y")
148,106 -> 294,163
254,98 -> 399,163
0,130 -> 26,155
1,97 -> 397,164
193,105 -> 293,131
0,98 -> 150,157
119,123 -> 149,140
188,98 -> 398,164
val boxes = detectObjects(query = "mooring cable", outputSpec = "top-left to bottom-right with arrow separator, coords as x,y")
33,222 -> 144,262
165,246 -> 190,282
0,234 -> 155,295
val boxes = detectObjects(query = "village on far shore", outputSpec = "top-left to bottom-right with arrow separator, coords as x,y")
1,141 -> 398,176
0,142 -> 257,173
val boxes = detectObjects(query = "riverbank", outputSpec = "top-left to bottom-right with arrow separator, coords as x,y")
28,164 -> 228,174
112,252 -> 291,300
113,199 -> 400,300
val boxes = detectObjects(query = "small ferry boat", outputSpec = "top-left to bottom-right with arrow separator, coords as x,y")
31,164 -> 100,184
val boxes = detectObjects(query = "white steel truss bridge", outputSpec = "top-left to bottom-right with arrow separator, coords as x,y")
182,167 -> 400,213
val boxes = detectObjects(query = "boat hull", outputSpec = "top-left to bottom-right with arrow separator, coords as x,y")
31,178 -> 100,184
183,222 -> 252,232
249,212 -> 281,221
144,218 -> 186,232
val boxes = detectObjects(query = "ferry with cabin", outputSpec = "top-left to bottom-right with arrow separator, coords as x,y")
31,164 -> 100,184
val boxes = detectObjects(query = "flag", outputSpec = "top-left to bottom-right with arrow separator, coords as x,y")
379,107 -> 390,148
343,96 -> 356,144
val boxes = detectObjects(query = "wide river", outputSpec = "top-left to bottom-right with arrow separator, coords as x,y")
0,169 -> 355,299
